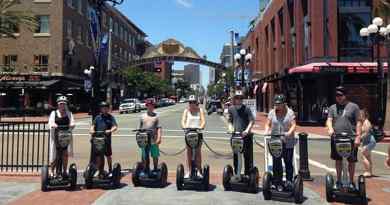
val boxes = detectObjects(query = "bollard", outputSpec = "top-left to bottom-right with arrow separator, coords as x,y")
298,132 -> 313,181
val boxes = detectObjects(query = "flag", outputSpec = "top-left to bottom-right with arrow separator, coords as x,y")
99,33 -> 109,64
234,32 -> 240,45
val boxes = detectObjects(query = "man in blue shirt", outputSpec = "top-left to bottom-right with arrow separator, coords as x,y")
90,101 -> 118,175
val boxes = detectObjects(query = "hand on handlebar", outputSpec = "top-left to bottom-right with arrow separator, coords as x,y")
354,136 -> 361,147
51,123 -> 58,129
105,130 -> 112,134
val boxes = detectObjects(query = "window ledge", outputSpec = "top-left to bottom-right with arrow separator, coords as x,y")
33,0 -> 52,3
33,33 -> 51,37
1,33 -> 20,37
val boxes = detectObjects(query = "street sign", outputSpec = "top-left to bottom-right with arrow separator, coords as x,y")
84,79 -> 92,92
243,99 -> 256,120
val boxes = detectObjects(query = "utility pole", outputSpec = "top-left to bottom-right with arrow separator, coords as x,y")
107,29 -> 113,110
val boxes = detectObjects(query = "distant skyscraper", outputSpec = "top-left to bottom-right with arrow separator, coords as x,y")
184,64 -> 200,84
209,67 -> 215,85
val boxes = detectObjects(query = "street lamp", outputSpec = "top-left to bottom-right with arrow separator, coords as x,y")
234,48 -> 252,94
360,16 -> 390,128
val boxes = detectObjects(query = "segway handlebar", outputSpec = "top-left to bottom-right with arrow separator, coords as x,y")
332,133 -> 357,138
183,128 -> 203,132
132,128 -> 154,133
258,133 -> 286,137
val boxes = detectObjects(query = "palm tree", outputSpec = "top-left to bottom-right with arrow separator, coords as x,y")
375,0 -> 390,130
0,0 -> 37,38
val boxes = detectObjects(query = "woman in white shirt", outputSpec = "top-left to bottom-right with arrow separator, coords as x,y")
181,95 -> 206,177
48,96 -> 75,175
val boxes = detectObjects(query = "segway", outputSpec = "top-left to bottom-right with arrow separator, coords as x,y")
262,134 -> 303,203
176,128 -> 210,191
132,129 -> 168,187
84,131 -> 122,189
325,133 -> 367,204
222,132 -> 259,193
41,125 -> 77,191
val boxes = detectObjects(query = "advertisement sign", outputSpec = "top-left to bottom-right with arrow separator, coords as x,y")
243,98 -> 256,120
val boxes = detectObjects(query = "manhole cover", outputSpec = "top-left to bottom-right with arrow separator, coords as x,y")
383,188 -> 390,193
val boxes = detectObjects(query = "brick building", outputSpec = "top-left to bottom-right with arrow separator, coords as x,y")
242,0 -> 387,125
0,0 -> 147,112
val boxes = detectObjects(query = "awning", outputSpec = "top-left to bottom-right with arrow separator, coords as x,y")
0,80 -> 59,89
289,62 -> 388,74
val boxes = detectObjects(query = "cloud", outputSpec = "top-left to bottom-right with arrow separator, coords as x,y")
175,0 -> 193,8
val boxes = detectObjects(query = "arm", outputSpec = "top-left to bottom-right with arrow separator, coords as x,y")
326,106 -> 335,136
181,109 -> 187,129
286,119 -> 297,137
354,119 -> 363,147
243,107 -> 254,135
227,108 -> 234,132
264,118 -> 272,134
69,112 -> 75,129
199,108 -> 206,129
89,125 -> 95,134
48,111 -> 57,128
156,127 -> 162,145
110,118 -> 118,133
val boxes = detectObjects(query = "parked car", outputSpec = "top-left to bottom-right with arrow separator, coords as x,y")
140,100 -> 146,110
119,98 -> 141,114
179,98 -> 186,103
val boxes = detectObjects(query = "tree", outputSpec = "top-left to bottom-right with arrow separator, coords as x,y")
0,0 -> 37,38
375,0 -> 390,130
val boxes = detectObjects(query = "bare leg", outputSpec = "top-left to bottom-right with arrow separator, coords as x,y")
196,146 -> 202,172
107,156 -> 112,173
361,148 -> 372,176
63,152 -> 69,175
186,147 -> 192,172
335,160 -> 342,182
153,157 -> 158,170
348,162 -> 356,183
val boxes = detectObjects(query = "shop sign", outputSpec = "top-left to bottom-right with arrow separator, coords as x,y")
319,66 -> 346,73
0,75 -> 41,82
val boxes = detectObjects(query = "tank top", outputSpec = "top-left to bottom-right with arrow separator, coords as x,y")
185,109 -> 201,128
55,110 -> 70,127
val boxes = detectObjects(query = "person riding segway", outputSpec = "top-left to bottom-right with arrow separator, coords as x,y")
132,99 -> 168,187
42,96 -> 77,191
176,96 -> 209,191
84,102 -> 121,189
262,94 -> 303,203
222,90 -> 259,193
325,87 -> 366,203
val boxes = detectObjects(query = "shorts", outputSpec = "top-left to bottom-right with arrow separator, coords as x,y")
330,138 -> 358,162
141,144 -> 160,159
185,133 -> 203,148
91,136 -> 112,157
362,135 -> 377,152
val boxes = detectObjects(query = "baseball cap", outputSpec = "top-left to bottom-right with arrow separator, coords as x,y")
233,90 -> 244,98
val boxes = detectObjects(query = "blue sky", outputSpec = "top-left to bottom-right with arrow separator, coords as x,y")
117,0 -> 260,87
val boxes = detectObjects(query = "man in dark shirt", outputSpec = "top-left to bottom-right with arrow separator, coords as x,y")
90,102 -> 118,175
326,86 -> 362,189
228,90 -> 255,175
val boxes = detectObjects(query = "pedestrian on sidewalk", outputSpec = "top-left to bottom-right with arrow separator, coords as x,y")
264,94 -> 296,190
360,109 -> 376,177
181,95 -> 206,178
227,90 -> 255,176
48,96 -> 75,176
326,86 -> 362,190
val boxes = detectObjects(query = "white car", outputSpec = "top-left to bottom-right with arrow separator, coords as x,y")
179,98 -> 186,103
119,98 -> 141,114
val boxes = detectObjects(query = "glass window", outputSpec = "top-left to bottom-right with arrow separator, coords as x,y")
33,55 -> 49,72
114,21 -> 118,35
1,21 -> 19,33
109,17 -> 113,30
3,55 -> 17,66
77,25 -> 82,42
36,15 -> 50,33
77,0 -> 82,13
338,12 -> 371,61
66,20 -> 72,38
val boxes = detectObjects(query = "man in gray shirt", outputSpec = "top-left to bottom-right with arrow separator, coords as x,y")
326,86 -> 362,189
228,90 -> 255,175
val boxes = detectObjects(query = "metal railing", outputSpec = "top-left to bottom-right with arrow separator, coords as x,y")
0,121 -> 50,172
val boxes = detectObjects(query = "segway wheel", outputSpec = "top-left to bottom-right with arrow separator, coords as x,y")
112,163 -> 122,188
84,163 -> 95,189
132,162 -> 143,187
262,172 -> 272,200
202,164 -> 210,191
248,167 -> 259,193
176,164 -> 184,190
69,163 -> 77,190
159,162 -> 168,187
41,165 -> 49,192
358,175 -> 367,204
325,173 -> 334,202
294,175 -> 304,204
222,165 -> 233,191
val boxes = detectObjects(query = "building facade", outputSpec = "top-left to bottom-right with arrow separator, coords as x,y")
0,0 -> 147,112
209,67 -> 215,85
242,0 -> 386,125
184,64 -> 200,84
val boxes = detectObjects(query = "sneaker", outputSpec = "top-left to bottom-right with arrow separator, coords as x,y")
349,182 -> 356,191
334,181 -> 342,190
284,181 -> 293,191
197,171 -> 203,178
139,171 -> 146,178
184,172 -> 190,178
93,170 -> 100,178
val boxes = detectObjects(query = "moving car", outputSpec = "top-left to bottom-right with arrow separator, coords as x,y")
119,98 -> 141,114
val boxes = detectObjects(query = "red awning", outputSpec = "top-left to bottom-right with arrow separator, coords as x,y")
288,62 -> 388,74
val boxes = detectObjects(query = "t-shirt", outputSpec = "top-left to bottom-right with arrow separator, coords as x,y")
328,102 -> 360,136
228,105 -> 254,133
93,114 -> 117,136
139,111 -> 160,141
268,108 -> 296,148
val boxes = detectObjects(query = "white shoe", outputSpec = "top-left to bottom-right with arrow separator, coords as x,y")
184,172 -> 190,178
93,170 -> 99,178
197,171 -> 203,178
